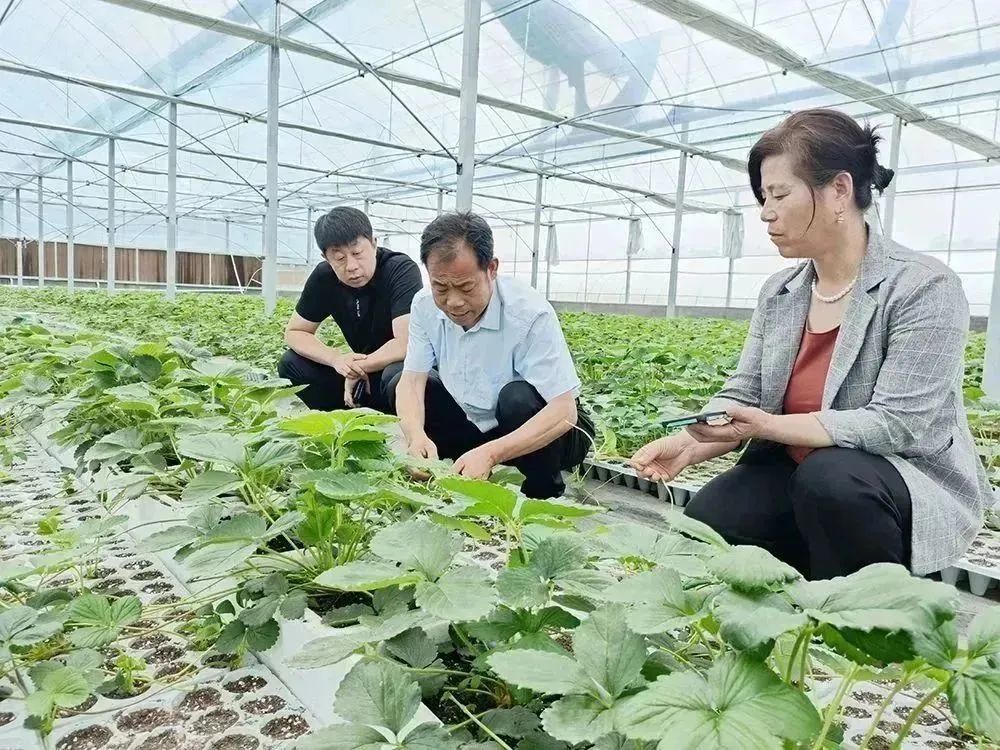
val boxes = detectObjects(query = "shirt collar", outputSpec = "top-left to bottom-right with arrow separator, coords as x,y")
436,280 -> 503,332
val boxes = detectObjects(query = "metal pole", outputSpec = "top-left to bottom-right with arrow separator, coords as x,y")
304,206 -> 313,264
530,173 -> 543,288
66,160 -> 74,292
36,175 -> 44,287
107,138 -> 116,292
455,0 -> 482,211
725,255 -> 735,308
544,208 -> 554,299
14,188 -> 21,286
984,217 -> 1000,400
883,117 -> 902,240
262,1 -> 280,315
625,254 -> 632,304
223,217 -> 230,287
666,152 -> 688,317
437,189 -> 444,216
166,100 -> 178,300
363,199 -> 370,216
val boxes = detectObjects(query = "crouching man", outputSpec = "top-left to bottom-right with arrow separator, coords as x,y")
278,206 -> 422,412
389,212 -> 594,499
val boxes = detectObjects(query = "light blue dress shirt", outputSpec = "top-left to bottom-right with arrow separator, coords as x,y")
403,277 -> 582,431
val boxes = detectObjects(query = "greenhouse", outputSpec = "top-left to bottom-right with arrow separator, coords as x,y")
0,0 -> 999,748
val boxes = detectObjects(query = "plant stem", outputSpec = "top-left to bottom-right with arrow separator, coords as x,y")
859,669 -> 913,750
889,681 -> 948,750
811,663 -> 860,750
444,693 -> 514,750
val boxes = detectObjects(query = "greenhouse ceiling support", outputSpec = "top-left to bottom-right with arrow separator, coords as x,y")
107,139 -> 116,293
166,102 -> 178,301
986,220 -> 1000,400
883,117 -> 903,241
92,0 -> 742,172
66,160 -> 75,293
36,176 -> 44,288
636,0 -> 1000,160
263,1 -> 281,316
305,206 -> 313,265
531,174 -> 543,289
456,0 -> 482,211
666,152 -> 688,318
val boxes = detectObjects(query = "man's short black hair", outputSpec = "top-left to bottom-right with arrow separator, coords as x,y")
314,206 -> 373,255
420,212 -> 494,270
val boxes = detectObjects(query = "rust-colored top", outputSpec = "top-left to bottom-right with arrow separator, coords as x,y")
783,326 -> 840,464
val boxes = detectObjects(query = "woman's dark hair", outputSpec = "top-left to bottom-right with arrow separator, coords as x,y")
748,109 -> 895,217
314,206 -> 373,254
420,212 -> 494,269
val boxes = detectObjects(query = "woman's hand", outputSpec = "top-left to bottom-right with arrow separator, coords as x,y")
686,405 -> 773,444
629,435 -> 693,483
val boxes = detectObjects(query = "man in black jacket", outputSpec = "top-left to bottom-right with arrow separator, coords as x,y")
278,207 -> 422,412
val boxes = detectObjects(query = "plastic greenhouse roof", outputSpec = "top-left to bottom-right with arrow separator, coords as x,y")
0,0 -> 998,266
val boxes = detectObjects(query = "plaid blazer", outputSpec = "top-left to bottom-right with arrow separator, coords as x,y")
707,231 -> 992,574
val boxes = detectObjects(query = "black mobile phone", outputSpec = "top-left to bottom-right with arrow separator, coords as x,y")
352,380 -> 367,405
660,411 -> 731,429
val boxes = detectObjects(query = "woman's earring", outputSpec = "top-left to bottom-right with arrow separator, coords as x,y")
835,206 -> 845,224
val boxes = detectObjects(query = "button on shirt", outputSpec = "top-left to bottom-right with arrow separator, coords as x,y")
402,277 -> 581,431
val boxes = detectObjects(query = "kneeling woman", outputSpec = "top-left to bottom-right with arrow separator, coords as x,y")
631,109 -> 992,580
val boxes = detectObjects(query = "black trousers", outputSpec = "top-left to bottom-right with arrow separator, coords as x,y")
386,371 -> 593,499
277,349 -> 402,414
684,444 -> 912,580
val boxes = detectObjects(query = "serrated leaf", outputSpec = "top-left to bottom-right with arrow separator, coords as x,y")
520,498 -> 599,521
707,545 -> 800,592
497,567 -> 549,609
250,440 -> 299,470
713,590 -> 808,651
215,618 -> 279,654
542,694 -> 616,745
664,513 -> 729,549
67,595 -> 141,647
239,597 -> 279,627
573,604 -> 646,698
481,706 -> 541,739
143,525 -> 199,552
290,612 -> 425,669
181,470 -> 241,504
618,654 -> 821,750
35,666 -> 91,709
315,472 -> 375,501
947,661 -> 1000,741
336,659 -> 420,733
913,618 -> 959,669
371,519 -> 462,580
384,627 -> 438,668
314,561 -> 423,592
968,608 -> 1000,660
438,476 -> 518,520
403,723 -> 462,750
530,534 -> 590,581
430,512 -> 491,541
280,590 -> 308,620
177,431 -> 249,466
322,603 -> 376,626
297,724 -> 386,750
281,411 -> 358,437
602,569 -> 707,635
415,566 -> 496,622
488,649 -> 589,695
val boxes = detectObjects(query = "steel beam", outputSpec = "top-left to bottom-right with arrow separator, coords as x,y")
263,1 -> 281,315
66,160 -> 75,292
36,176 -> 44,287
666,152 -> 688,317
107,139 -> 116,293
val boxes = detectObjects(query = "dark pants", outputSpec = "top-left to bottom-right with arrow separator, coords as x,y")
684,445 -> 912,580
386,371 -> 593,499
277,349 -> 402,414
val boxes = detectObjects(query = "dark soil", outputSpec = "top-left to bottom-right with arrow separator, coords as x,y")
203,653 -> 239,669
101,682 -> 152,700
132,570 -> 163,581
189,708 -> 239,735
155,661 -> 192,680
0,711 -> 13,726
92,577 -> 127,592
89,566 -> 116,579
843,705 -> 871,719
308,589 -> 370,617
56,694 -> 99,718
851,735 -> 891,750
209,736 -> 260,750
152,594 -> 182,605
178,687 -> 222,712
852,690 -> 883,705
136,730 -> 186,750
56,726 -> 113,750
142,581 -> 174,594
261,715 -> 310,739
116,707 -> 179,733
124,559 -> 153,570
130,632 -> 171,650
145,645 -> 186,664
240,695 -> 286,715
223,676 -> 267,694
893,704 -> 944,726
132,619 -> 157,630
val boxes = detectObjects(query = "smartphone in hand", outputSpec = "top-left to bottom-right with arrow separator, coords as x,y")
660,411 -> 731,430
352,379 -> 367,407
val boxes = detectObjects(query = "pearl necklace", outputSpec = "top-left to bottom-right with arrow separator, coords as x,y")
811,275 -> 857,304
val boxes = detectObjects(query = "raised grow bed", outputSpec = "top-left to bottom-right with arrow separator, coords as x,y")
1,316 -> 1000,750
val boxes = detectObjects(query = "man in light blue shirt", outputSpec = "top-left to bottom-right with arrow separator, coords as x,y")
389,212 -> 594,498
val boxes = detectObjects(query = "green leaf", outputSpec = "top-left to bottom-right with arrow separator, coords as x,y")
520,498 -> 599,521
947,661 -> 1000,742
280,590 -> 308,620
403,724 -> 462,750
133,354 -> 163,382
968,608 -> 1000,660
415,566 -> 496,622
297,725 -> 386,750
384,627 -> 438,668
429,513 -> 491,541
481,706 -> 541,739
239,597 -> 279,627
0,606 -> 62,646
438,476 -> 518,521
542,694 -> 616,745
497,567 -> 549,609
573,604 -> 646,698
488,650 -> 589,695
321,603 -> 374,626
664,513 -> 730,549
530,534 -> 590,581
371,519 -> 462,580
290,612 -> 425,669
314,561 -> 424,592
184,513 -> 268,574
245,619 -> 280,652
33,665 -> 91,710
67,595 -> 141,647
336,659 -> 420,734
143,525 -> 199,552
314,472 -> 375,501
618,654 -> 822,750
177,431 -> 249,466
250,440 -> 299,469
912,618 -> 959,669
181,470 -> 242,504
281,411 -> 357,437
84,427 -> 145,462
603,569 -> 708,635
707,546 -> 800,592
713,590 -> 808,651
215,618 -> 279,654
